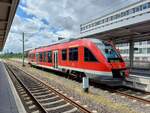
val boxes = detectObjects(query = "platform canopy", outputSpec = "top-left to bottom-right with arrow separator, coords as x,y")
0,0 -> 19,51
79,21 -> 150,44
79,0 -> 150,44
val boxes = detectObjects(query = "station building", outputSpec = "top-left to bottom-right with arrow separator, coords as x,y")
79,0 -> 150,68
116,41 -> 150,61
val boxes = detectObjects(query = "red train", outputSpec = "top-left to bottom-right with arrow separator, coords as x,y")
28,38 -> 128,85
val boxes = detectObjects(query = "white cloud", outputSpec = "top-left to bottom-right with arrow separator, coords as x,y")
3,0 -> 139,53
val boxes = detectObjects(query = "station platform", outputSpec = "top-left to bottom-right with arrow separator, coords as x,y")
124,73 -> 150,92
0,61 -> 26,113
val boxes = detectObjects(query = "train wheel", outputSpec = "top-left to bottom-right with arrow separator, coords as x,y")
66,70 -> 70,79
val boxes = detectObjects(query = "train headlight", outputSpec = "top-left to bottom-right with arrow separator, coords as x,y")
120,69 -> 129,78
120,71 -> 125,76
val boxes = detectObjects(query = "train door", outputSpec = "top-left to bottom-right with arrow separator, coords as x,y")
36,53 -> 39,64
53,51 -> 58,68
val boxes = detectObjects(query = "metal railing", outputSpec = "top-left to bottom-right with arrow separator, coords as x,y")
125,60 -> 150,69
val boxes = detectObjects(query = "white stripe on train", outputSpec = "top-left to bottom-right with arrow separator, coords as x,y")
30,62 -> 112,77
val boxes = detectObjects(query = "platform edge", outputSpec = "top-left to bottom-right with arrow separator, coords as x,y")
2,62 -> 27,113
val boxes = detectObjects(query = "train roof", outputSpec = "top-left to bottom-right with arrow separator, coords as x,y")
27,37 -> 108,54
34,37 -> 98,50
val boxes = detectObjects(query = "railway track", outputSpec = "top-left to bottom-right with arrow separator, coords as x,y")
5,63 -> 92,113
113,87 -> 150,104
91,80 -> 150,104
5,61 -> 150,113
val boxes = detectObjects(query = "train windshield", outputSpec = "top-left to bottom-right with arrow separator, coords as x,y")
91,39 -> 123,62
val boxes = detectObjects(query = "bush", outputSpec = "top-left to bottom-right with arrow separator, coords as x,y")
0,53 -> 26,59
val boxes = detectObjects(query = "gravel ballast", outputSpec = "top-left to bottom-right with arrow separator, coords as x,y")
6,59 -> 150,113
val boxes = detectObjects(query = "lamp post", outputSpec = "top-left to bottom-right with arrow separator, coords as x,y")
22,32 -> 25,67
11,31 -> 44,67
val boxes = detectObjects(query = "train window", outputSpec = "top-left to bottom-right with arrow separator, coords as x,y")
69,47 -> 78,61
62,49 -> 67,60
48,51 -> 52,63
43,52 -> 47,62
39,52 -> 42,62
84,47 -> 98,62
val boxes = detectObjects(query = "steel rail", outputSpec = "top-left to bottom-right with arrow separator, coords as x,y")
114,90 -> 150,104
5,64 -> 48,113
5,63 -> 92,113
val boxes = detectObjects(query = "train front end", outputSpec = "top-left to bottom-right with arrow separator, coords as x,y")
102,41 -> 128,79
92,39 -> 128,84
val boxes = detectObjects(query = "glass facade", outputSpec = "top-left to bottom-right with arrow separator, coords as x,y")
116,41 -> 150,62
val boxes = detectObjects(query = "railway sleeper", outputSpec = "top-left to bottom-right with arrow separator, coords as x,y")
43,100 -> 67,108
41,99 -> 64,106
46,103 -> 76,113
35,93 -> 56,99
38,96 -> 60,103
32,91 -> 50,96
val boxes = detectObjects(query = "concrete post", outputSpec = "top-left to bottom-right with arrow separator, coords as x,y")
82,77 -> 89,93
129,40 -> 134,71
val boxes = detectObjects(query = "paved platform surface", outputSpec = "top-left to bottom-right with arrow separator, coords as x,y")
125,71 -> 150,92
0,62 -> 19,113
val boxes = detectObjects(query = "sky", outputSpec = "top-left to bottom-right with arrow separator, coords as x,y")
3,0 -> 139,53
